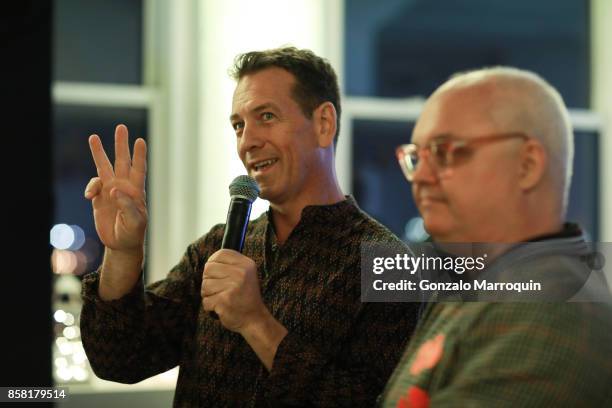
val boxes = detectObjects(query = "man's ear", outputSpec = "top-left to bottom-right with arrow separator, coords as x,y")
518,138 -> 547,190
313,102 -> 337,148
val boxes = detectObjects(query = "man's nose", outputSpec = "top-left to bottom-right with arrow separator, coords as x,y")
239,123 -> 265,153
411,153 -> 438,184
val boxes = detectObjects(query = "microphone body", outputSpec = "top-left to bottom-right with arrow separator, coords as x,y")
221,196 -> 253,252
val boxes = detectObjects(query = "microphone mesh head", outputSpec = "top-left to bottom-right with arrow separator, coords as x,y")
229,175 -> 260,202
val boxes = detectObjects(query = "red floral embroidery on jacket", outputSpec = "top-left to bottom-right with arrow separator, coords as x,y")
397,386 -> 430,408
410,333 -> 445,375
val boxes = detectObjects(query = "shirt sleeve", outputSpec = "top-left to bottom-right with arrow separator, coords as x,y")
79,235 -> 212,384
428,303 -> 612,408
262,301 -> 419,407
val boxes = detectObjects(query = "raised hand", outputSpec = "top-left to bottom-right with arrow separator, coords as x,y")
84,124 -> 148,255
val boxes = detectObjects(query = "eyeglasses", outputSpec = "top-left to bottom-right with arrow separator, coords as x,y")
396,132 -> 529,182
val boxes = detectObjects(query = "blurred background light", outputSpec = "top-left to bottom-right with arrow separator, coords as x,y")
55,357 -> 68,368
72,366 -> 88,382
404,217 -> 429,243
68,224 -> 86,250
63,312 -> 75,326
56,366 -> 72,382
51,249 -> 77,274
53,309 -> 67,323
63,326 -> 78,339
50,224 -> 75,250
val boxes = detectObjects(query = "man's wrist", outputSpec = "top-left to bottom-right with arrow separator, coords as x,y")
98,247 -> 144,301
240,308 -> 288,371
105,247 -> 144,266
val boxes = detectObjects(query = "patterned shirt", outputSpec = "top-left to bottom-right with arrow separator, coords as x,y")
81,197 -> 420,407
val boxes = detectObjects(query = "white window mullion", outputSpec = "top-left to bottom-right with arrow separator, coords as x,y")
52,82 -> 154,107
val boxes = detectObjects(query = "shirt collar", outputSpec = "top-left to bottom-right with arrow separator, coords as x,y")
265,195 -> 359,227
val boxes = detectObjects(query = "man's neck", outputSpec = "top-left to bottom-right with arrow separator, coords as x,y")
432,220 -> 567,266
435,220 -> 565,244
270,189 -> 344,245
508,213 -> 565,243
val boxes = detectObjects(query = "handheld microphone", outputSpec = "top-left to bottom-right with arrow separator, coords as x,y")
221,175 -> 260,251
209,175 -> 259,320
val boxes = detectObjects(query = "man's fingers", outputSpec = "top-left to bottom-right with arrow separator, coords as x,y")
202,294 -> 217,313
203,261 -> 233,279
203,259 -> 250,280
201,278 -> 227,297
114,124 -> 131,179
202,292 -> 231,314
130,138 -> 147,190
84,177 -> 102,199
89,134 -> 114,181
207,249 -> 247,265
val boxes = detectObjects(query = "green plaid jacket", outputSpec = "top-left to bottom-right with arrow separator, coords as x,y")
381,231 -> 612,408
382,302 -> 612,407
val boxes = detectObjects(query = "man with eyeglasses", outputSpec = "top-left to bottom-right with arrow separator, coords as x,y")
380,67 -> 612,407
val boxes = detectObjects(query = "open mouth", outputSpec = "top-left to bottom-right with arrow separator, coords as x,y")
252,158 -> 279,172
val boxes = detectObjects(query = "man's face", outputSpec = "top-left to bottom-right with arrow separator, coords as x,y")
411,86 -> 524,242
231,67 -> 320,205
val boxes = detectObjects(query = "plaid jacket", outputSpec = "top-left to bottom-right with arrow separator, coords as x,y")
380,231 -> 612,407
381,302 -> 612,407
80,197 -> 420,407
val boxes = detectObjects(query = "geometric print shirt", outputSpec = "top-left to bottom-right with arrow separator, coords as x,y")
81,197 -> 420,407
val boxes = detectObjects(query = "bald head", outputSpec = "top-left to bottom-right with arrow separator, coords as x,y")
410,67 -> 573,242
433,67 -> 574,215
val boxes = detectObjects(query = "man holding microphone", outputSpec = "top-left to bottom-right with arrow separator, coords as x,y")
80,47 -> 419,406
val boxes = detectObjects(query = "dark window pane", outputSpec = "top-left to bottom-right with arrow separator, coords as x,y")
352,119 -> 420,241
351,119 -> 599,241
53,0 -> 143,84
345,0 -> 589,107
569,130 -> 599,241
53,105 -> 148,275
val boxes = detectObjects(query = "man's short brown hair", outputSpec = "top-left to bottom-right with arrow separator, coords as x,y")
230,46 -> 341,144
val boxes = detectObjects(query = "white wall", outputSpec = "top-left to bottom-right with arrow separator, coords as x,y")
592,0 -> 612,242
